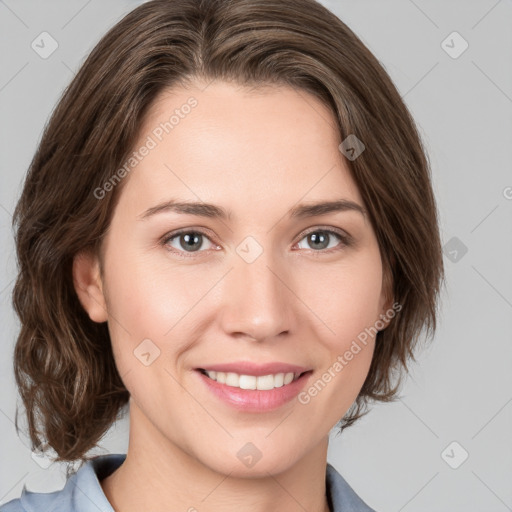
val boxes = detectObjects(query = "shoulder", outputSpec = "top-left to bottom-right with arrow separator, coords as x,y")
0,499 -> 24,512
0,488 -> 62,512
326,463 -> 378,512
0,480 -> 78,512
0,453 -> 126,512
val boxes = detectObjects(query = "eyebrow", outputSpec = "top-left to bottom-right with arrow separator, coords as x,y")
137,198 -> 367,221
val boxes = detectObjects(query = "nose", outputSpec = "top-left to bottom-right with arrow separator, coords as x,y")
218,248 -> 293,342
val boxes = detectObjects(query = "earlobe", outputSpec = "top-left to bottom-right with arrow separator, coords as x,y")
72,250 -> 108,323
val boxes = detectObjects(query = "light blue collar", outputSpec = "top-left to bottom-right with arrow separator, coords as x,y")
14,454 -> 376,512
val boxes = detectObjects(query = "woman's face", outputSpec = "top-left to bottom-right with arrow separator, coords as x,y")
77,80 -> 391,476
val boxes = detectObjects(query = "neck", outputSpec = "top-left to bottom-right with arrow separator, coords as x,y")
101,401 -> 331,512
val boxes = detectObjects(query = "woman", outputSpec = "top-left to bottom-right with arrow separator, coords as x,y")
1,0 -> 444,511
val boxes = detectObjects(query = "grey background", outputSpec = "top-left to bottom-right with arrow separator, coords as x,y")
1,0 -> 511,510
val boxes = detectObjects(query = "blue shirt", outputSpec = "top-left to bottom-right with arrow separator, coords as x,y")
0,454 -> 376,512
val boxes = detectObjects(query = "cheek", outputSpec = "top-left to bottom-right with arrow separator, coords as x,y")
297,258 -> 381,421
299,251 -> 383,405
101,245 -> 215,378
302,251 -> 384,347
104,245 -> 196,332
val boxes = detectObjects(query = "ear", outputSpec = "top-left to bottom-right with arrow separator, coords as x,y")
377,255 -> 395,331
72,249 -> 108,323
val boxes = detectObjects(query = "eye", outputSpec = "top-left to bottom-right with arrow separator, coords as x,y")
161,227 -> 352,258
294,228 -> 351,254
162,230 -> 217,257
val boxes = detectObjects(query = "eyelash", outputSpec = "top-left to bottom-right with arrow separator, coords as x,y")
160,226 -> 353,259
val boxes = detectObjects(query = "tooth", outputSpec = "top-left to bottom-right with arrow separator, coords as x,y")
239,375 -> 257,390
283,372 -> 294,385
256,374 -> 275,390
216,371 -> 226,384
225,372 -> 239,387
273,373 -> 284,387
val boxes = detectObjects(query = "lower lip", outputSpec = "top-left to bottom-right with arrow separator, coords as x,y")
196,370 -> 313,412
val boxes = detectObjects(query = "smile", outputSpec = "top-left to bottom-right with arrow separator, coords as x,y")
195,368 -> 313,412
198,369 -> 306,390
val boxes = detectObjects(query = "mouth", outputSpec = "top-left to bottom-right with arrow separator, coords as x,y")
194,367 -> 314,412
196,368 -> 312,391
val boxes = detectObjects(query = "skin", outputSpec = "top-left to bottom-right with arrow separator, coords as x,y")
73,79 -> 393,512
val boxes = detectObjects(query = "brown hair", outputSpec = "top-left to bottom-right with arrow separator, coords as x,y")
12,0 -> 445,464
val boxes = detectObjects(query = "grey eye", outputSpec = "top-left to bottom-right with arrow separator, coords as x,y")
165,231 -> 214,253
296,230 -> 343,251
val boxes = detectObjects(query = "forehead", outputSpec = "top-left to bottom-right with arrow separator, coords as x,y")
118,80 -> 364,217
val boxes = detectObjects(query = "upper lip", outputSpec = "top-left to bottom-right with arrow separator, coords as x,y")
196,361 -> 312,376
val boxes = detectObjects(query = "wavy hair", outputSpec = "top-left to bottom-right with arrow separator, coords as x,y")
12,0 -> 445,465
